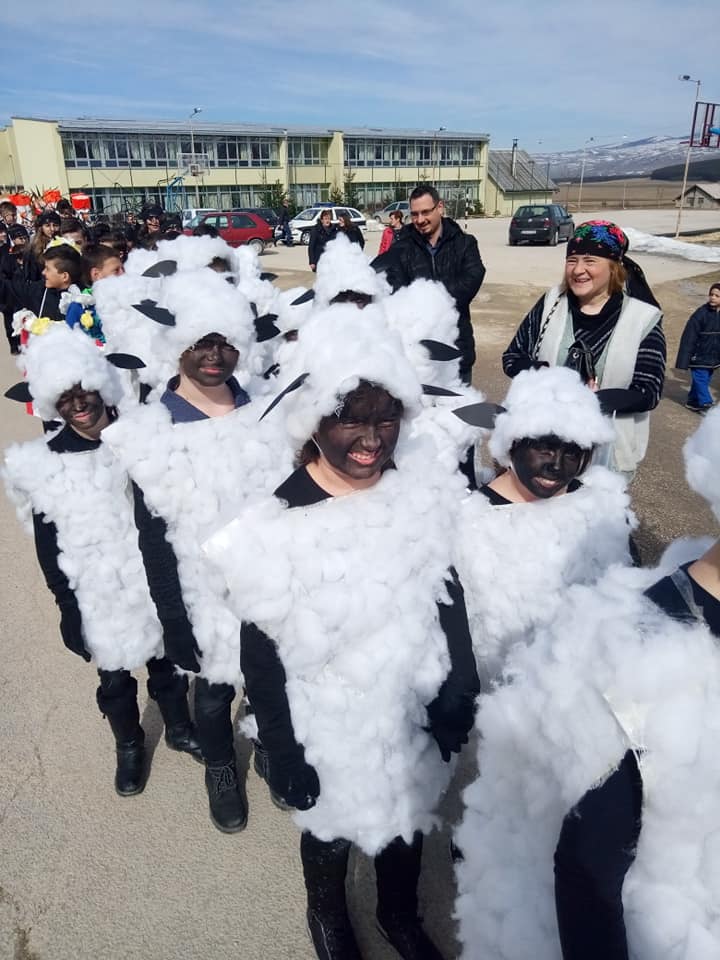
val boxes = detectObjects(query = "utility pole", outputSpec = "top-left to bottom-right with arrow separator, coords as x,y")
188,106 -> 202,205
675,76 -> 701,238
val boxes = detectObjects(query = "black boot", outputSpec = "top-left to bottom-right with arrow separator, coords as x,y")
97,670 -> 147,797
253,740 -> 292,811
204,760 -> 247,833
375,834 -> 444,960
301,832 -> 362,960
147,658 -> 203,762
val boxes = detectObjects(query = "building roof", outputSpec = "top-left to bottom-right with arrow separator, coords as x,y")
676,181 -> 720,201
11,116 -> 489,141
488,149 -> 556,192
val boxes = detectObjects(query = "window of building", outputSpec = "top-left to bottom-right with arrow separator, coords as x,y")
288,137 -> 329,165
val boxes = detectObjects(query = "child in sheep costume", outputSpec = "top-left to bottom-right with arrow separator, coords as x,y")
2,326 -> 200,797
203,304 -> 480,960
102,267 -> 292,833
313,233 -> 391,309
453,366 -> 634,682
455,405 -> 720,960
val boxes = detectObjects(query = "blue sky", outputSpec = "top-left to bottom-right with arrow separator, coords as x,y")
1,0 -> 718,151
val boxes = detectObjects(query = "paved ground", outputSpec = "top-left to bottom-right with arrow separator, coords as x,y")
1,207 -> 719,959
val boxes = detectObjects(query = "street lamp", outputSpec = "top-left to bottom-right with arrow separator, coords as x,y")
433,126 -> 446,190
675,75 -> 702,238
188,106 -> 203,204
577,136 -> 594,212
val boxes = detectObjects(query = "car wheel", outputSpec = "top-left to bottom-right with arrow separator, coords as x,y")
300,231 -> 311,246
549,229 -> 559,246
508,237 -> 517,246
374,215 -> 382,223
248,238 -> 265,254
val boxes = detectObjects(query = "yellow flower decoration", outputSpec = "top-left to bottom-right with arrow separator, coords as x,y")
80,310 -> 94,330
28,316 -> 53,336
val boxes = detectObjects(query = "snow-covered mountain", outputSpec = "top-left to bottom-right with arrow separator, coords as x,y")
532,135 -> 711,180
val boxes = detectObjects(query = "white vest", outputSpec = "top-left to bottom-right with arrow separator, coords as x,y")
536,287 -> 662,473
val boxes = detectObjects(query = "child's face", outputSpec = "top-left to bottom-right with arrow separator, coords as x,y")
90,257 -> 124,283
709,289 -> 720,310
61,230 -> 84,249
42,260 -> 71,289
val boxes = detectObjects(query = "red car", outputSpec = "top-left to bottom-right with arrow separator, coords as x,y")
186,211 -> 272,252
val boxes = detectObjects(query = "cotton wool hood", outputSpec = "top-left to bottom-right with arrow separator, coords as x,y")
313,234 -> 391,308
684,404 -> 720,521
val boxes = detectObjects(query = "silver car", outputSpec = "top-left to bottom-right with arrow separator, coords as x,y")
374,201 -> 410,225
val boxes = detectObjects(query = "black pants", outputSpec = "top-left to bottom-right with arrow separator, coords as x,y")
301,830 -> 423,918
554,750 -> 643,960
97,656 -> 186,742
194,678 -> 236,764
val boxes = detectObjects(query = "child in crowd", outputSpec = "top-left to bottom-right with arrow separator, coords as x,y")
0,241 -> 84,328
59,217 -> 89,250
676,282 -> 720,413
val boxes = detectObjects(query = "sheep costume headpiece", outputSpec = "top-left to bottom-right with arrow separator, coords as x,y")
487,366 -> 615,466
262,303 -> 425,452
684,404 -> 720,521
9,325 -> 127,420
313,234 -> 391,309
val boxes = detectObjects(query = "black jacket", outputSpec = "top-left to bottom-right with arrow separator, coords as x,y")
675,305 -> 720,370
371,217 -> 485,374
340,224 -> 365,249
308,223 -> 338,267
0,275 -> 63,320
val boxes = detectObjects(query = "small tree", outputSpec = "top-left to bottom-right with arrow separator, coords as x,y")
329,183 -> 344,204
258,173 -> 287,211
343,169 -> 360,209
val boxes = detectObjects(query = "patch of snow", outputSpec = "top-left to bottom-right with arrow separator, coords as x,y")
623,227 -> 720,262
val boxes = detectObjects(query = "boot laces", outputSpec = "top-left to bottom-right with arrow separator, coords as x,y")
207,762 -> 238,795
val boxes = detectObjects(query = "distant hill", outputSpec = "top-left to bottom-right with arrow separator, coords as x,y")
532,135 -> 719,181
650,157 -> 720,181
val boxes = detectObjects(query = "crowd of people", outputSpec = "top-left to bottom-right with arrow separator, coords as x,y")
1,183 -> 720,960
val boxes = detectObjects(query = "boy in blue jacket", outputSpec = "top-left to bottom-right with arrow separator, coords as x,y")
676,282 -> 720,412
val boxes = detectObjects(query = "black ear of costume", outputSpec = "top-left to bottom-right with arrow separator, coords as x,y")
142,260 -> 178,278
4,381 -> 33,403
419,339 -> 463,362
106,353 -> 146,370
132,299 -> 176,326
254,314 -> 281,343
421,384 -> 462,397
291,289 -> 315,306
259,372 -> 310,421
452,402 -> 507,428
259,271 -> 278,282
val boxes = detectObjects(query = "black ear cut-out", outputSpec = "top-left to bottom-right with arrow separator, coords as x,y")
254,314 -> 281,343
4,381 -> 33,403
291,289 -> 315,306
142,260 -> 178,278
106,353 -> 146,370
259,271 -> 278,282
421,384 -> 462,397
419,339 -> 463,362
259,372 -> 310,421
249,301 -> 259,319
452,402 -> 507,428
132,300 -> 176,326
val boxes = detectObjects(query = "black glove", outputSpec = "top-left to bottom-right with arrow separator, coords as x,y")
162,616 -> 202,673
59,604 -> 91,662
266,749 -> 320,811
425,693 -> 476,762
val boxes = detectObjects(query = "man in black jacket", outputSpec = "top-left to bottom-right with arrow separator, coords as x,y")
372,185 -> 486,384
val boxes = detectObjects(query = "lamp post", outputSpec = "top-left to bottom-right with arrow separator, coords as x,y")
577,136 -> 594,212
433,126 -> 446,190
675,75 -> 702,238
188,106 -> 202,204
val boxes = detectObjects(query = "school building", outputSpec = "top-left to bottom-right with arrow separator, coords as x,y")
0,116 -> 554,216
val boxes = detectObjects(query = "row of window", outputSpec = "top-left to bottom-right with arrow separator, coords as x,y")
61,134 -> 281,169
344,139 -> 480,168
352,180 -> 482,208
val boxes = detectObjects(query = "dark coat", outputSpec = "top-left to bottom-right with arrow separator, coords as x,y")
308,222 -> 338,267
675,305 -> 720,370
340,223 -> 365,249
371,217 -> 485,379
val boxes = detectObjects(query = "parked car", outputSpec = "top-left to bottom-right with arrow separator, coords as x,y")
374,201 -> 410,224
181,208 -> 218,229
190,211 -> 273,252
288,206 -> 366,245
233,207 -> 280,229
508,204 -> 574,246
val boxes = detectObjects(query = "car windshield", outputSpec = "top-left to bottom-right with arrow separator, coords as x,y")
295,209 -> 320,221
516,206 -> 550,217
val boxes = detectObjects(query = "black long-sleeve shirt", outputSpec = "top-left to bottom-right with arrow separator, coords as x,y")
502,291 -> 666,414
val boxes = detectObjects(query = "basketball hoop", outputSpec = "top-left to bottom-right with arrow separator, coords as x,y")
178,153 -> 210,177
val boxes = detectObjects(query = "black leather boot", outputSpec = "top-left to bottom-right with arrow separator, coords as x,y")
97,670 -> 147,796
147,658 -> 203,761
252,740 -> 292,811
375,834 -> 445,960
204,760 -> 247,833
301,832 -> 362,960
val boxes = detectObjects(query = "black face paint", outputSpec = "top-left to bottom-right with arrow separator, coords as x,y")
510,435 -> 589,500
179,332 -> 239,387
55,385 -> 107,435
314,382 -> 403,481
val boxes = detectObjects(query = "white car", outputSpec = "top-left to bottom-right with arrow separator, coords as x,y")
289,206 -> 366,245
374,201 -> 410,225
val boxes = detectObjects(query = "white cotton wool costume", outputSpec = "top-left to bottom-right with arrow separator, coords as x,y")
455,409 -> 720,959
203,308 -> 469,853
312,234 -> 391,308
2,328 -> 163,670
102,275 -> 292,686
